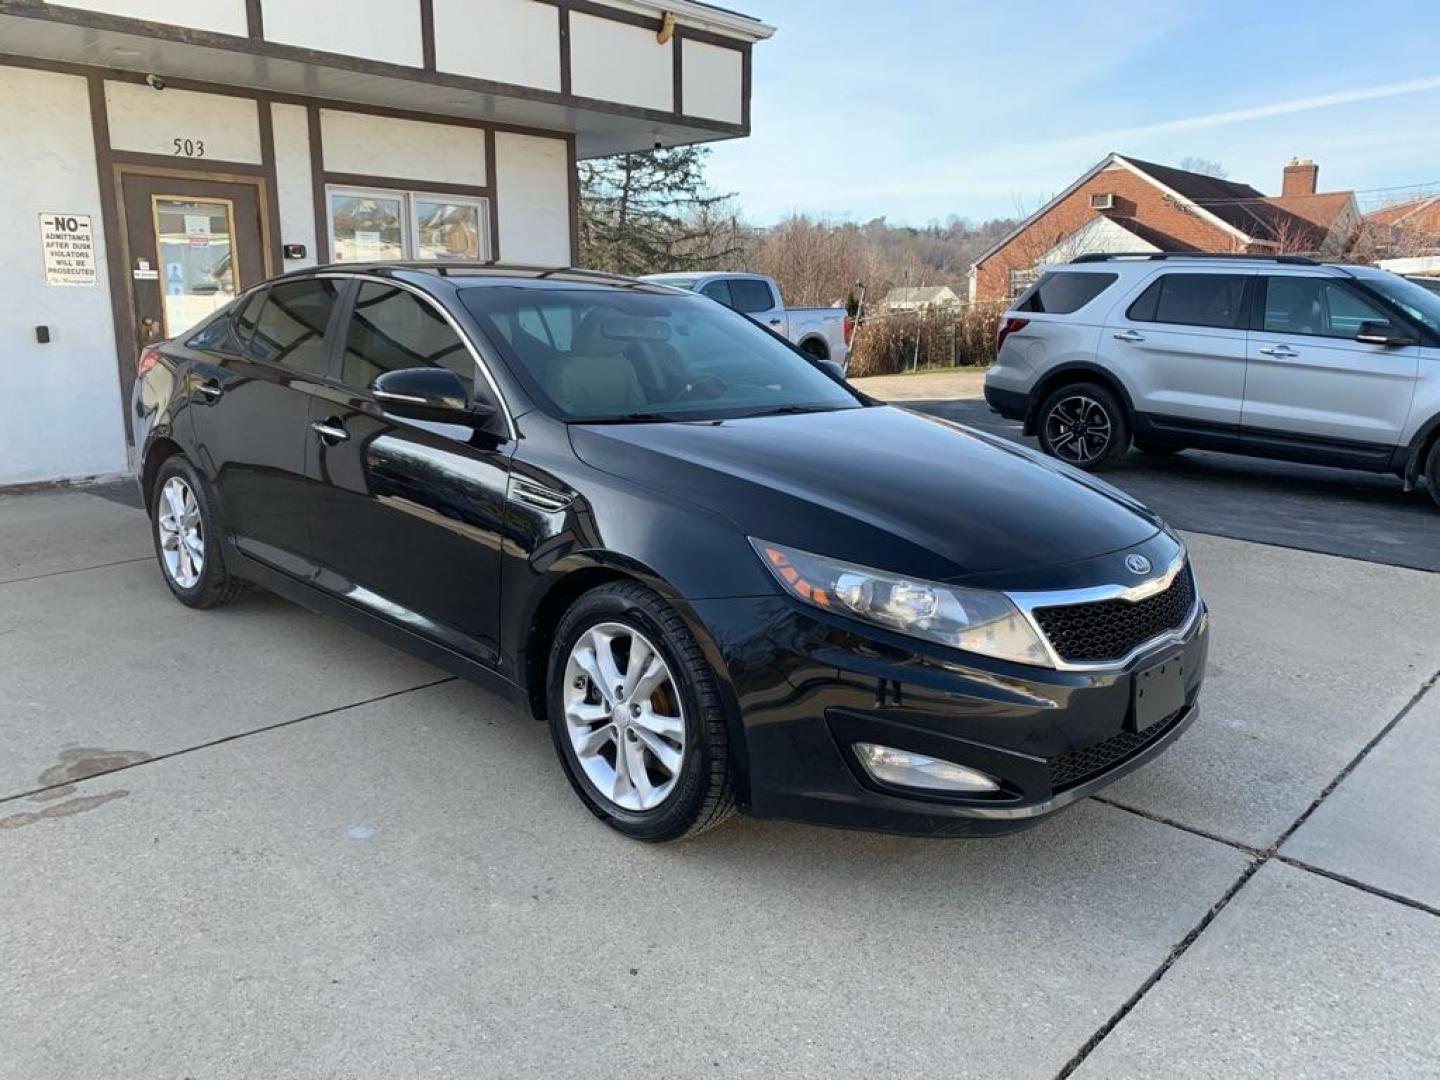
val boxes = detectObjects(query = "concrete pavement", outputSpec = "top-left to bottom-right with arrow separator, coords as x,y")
1,487 -> 1437,1078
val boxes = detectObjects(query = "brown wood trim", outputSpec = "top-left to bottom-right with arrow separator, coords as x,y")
672,30 -> 683,116
308,105 -> 329,264
257,100 -> 284,274
109,149 -> 268,175
323,172 -> 492,199
419,0 -> 436,72
558,5 -> 572,96
741,42 -> 751,133
87,73 -> 137,443
484,127 -> 501,260
245,0 -> 263,39
567,133 -> 581,266
0,8 -> 747,137
674,23 -> 747,51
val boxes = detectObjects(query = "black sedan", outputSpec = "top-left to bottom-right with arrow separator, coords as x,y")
132,263 -> 1208,841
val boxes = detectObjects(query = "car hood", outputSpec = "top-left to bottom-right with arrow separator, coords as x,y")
568,405 -> 1161,583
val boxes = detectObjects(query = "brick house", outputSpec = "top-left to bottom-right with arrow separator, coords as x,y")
968,154 -> 1361,301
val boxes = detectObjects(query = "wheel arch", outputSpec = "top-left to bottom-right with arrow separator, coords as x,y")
797,335 -> 830,361
139,436 -> 185,515
1026,363 -> 1137,435
1404,412 -> 1440,483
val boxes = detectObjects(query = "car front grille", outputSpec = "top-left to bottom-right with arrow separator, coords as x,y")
1032,563 -> 1197,663
1048,706 -> 1188,791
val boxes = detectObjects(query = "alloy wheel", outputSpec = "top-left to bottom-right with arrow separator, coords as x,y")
563,622 -> 686,812
157,476 -> 204,588
1045,395 -> 1113,465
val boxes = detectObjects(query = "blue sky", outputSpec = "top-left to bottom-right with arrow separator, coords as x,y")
706,0 -> 1440,226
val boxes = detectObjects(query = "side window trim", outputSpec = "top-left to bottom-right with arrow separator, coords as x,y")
318,271 -> 517,442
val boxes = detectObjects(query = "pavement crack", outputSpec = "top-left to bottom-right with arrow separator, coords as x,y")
1276,856 -> 1440,920
1053,857 -> 1264,1079
1090,796 -> 1262,856
0,675 -> 457,806
0,556 -> 151,587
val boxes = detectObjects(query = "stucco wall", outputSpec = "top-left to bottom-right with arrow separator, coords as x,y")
0,67 -> 127,485
494,132 -> 572,265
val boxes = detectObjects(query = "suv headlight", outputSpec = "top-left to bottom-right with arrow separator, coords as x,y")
751,539 -> 1051,667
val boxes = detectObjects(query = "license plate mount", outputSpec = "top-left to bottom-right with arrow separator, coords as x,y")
1131,658 -> 1187,733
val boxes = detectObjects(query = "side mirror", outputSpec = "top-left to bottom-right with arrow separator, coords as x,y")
371,367 -> 497,426
815,358 -> 846,383
1355,320 -> 1417,347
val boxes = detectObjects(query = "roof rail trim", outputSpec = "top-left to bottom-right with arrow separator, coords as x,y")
1070,252 -> 1319,266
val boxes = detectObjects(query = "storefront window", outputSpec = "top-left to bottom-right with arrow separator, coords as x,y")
153,196 -> 237,336
328,187 -> 488,263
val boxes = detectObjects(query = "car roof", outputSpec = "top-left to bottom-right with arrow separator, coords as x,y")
266,261 -> 689,294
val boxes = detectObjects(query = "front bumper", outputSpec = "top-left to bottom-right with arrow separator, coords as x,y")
692,574 -> 1208,837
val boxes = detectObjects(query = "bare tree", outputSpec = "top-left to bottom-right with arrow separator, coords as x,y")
1179,156 -> 1228,179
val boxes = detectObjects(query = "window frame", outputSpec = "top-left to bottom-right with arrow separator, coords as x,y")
239,277 -> 346,378
325,185 -> 491,264
1124,271 -> 1254,331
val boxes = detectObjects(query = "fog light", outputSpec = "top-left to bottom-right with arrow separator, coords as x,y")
854,742 -> 1000,793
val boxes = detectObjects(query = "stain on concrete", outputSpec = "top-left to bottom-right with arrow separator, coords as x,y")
33,747 -> 150,800
0,790 -> 129,830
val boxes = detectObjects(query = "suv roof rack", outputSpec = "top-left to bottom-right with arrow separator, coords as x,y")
1070,252 -> 1320,266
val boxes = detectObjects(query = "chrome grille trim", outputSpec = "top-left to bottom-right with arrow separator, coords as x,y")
508,476 -> 572,513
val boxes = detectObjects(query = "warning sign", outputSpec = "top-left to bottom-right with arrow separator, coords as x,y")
39,213 -> 97,287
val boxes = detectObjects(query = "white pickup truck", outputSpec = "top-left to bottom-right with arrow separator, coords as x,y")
642,271 -> 852,369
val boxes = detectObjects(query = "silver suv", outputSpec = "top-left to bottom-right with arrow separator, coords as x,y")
984,253 -> 1440,508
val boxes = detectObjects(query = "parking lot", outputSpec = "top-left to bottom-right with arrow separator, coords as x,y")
4,409 -> 1440,1078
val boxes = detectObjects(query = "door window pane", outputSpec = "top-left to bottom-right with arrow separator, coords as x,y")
342,282 -> 474,395
330,192 -> 405,262
1144,274 -> 1248,329
413,197 -> 486,261
728,278 -> 776,314
1263,278 -> 1391,339
699,280 -> 733,306
153,196 -> 237,336
244,280 -> 339,376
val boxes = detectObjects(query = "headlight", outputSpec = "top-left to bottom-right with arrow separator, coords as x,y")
751,539 -> 1052,667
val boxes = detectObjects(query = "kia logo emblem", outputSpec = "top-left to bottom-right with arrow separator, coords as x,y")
1125,554 -> 1152,575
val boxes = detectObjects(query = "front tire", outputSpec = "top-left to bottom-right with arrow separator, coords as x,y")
547,581 -> 735,841
1037,382 -> 1130,471
1427,439 -> 1440,511
149,455 -> 248,608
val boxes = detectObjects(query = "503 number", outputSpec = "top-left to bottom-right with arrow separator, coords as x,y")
172,138 -> 206,158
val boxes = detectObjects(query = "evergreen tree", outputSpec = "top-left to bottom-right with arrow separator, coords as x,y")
578,146 -> 743,273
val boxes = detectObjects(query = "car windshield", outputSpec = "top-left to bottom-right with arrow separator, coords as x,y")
460,286 -> 861,422
1361,274 -> 1440,337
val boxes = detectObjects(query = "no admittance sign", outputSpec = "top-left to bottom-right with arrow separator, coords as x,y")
39,213 -> 97,287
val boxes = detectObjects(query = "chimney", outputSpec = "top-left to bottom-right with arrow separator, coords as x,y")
1282,157 -> 1319,197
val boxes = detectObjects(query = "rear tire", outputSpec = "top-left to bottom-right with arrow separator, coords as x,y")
1426,439 -> 1440,511
547,581 -> 735,842
799,338 -> 828,362
149,455 -> 249,609
1037,382 -> 1131,471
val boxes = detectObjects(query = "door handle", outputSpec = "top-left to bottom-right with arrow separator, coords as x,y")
1258,345 -> 1299,358
768,318 -> 783,327
311,419 -> 350,444
195,380 -> 223,402
1112,330 -> 1145,342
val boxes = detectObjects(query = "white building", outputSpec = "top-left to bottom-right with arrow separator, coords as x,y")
0,0 -> 773,487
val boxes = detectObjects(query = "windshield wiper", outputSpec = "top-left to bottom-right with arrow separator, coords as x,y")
736,404 -> 845,418
574,411 -> 685,424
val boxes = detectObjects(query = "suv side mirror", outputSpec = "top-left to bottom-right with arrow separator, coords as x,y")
1355,320 -> 1417,347
371,367 -> 497,426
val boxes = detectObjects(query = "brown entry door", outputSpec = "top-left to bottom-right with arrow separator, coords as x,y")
121,173 -> 267,350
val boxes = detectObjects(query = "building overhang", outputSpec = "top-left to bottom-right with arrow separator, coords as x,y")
0,1 -> 766,157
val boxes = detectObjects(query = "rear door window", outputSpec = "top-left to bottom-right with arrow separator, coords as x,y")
699,280 -> 733,307
728,278 -> 776,313
1127,274 -> 1247,329
1016,271 -> 1117,314
243,279 -> 340,375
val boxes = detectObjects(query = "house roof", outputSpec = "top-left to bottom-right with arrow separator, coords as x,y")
1117,156 -> 1276,237
884,285 -> 959,304
1367,196 -> 1440,226
1107,216 -> 1199,251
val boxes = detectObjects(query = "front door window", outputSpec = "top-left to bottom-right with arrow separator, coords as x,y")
152,196 -> 238,338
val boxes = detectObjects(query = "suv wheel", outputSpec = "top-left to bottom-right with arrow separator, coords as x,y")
149,456 -> 249,608
1037,382 -> 1130,471
1427,439 -> 1440,511
547,581 -> 736,841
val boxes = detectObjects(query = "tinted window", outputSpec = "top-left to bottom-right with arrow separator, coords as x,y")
186,312 -> 237,352
232,289 -> 265,347
1128,273 -> 1247,329
342,282 -> 474,395
1263,277 -> 1391,339
1365,275 -> 1440,335
1016,271 -> 1118,314
244,280 -> 339,375
699,280 -> 733,306
728,278 -> 776,313
461,287 -> 859,422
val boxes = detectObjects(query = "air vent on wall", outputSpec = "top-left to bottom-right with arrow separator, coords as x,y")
1090,193 -> 1116,210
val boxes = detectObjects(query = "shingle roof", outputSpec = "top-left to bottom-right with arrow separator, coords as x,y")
1117,156 -> 1275,237
1107,216 -> 1199,252
1366,196 -> 1440,226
